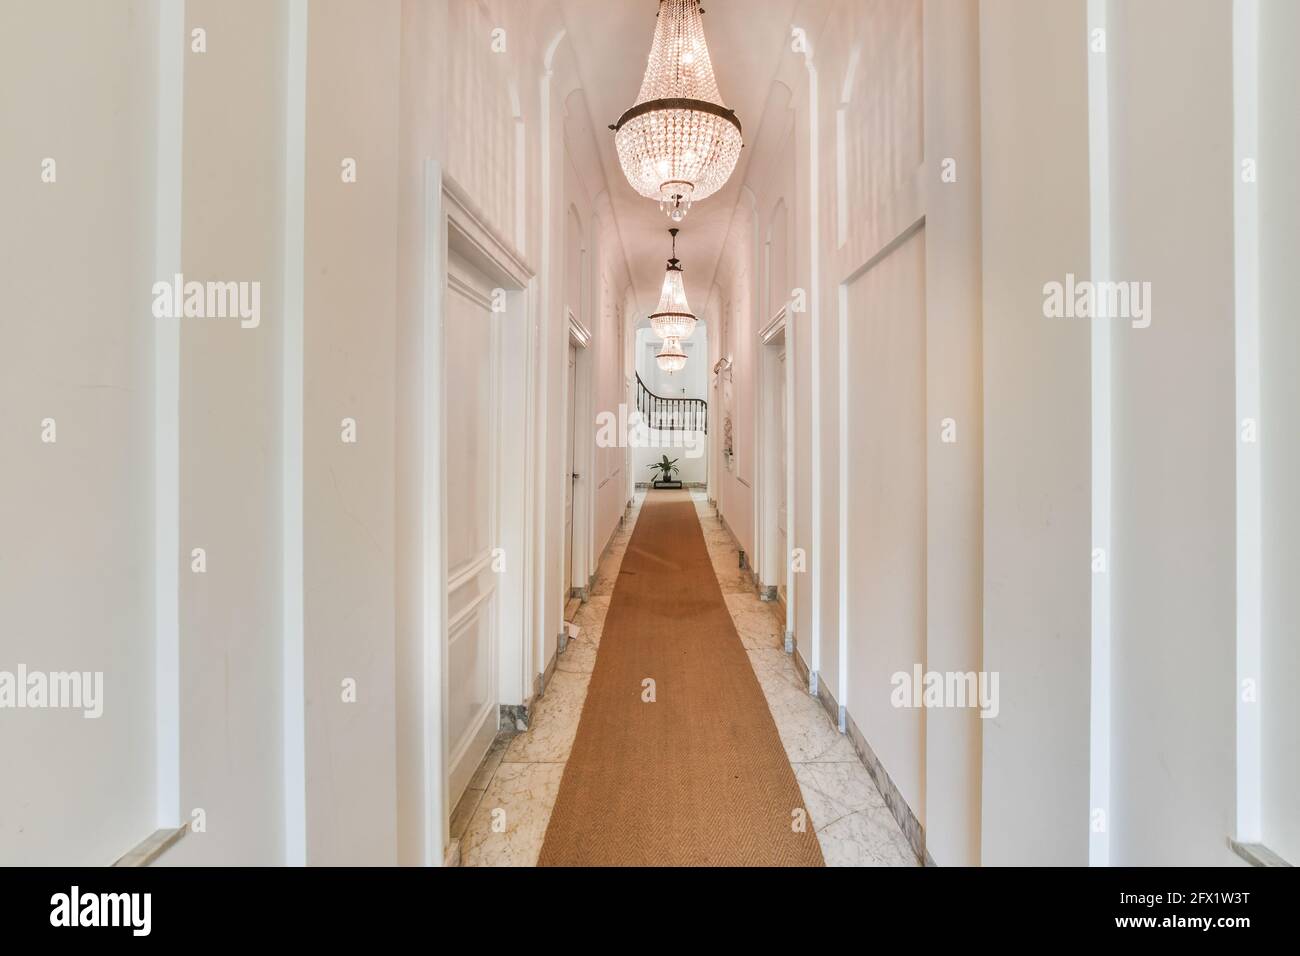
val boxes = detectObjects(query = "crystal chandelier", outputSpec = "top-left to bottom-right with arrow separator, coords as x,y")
656,336 -> 687,374
611,0 -> 743,222
649,228 -> 698,341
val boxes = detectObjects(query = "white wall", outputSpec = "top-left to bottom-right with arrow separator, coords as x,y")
1258,0 -> 1300,866
843,227 -> 928,824
977,0 -> 1093,865
590,203 -> 633,562
921,0 -> 985,869
558,97 -> 635,595
713,0 -> 987,865
0,0 -> 159,866
1106,0 -> 1238,866
160,0 -> 293,866
714,217 -> 759,560
152,0 -> 405,869
393,0 -> 444,867
634,438 -> 708,486
299,0 -> 401,866
720,0 -> 1289,867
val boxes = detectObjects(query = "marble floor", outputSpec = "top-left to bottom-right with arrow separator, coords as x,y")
455,488 -> 919,867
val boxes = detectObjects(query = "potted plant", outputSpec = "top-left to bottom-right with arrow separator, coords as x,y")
648,454 -> 682,489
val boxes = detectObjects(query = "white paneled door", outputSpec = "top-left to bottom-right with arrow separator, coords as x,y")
443,249 -> 501,809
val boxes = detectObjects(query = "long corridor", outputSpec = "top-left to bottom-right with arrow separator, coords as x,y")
7,0 -> 1297,887
455,490 -> 917,867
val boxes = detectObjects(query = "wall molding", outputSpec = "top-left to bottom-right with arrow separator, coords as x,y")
759,305 -> 788,345
1229,840 -> 1292,868
843,707 -> 927,865
534,645 -> 559,700
112,826 -> 187,868
567,306 -> 593,349
443,175 -> 534,289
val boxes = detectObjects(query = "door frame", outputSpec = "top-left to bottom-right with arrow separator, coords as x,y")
563,341 -> 577,596
566,308 -> 594,597
759,306 -> 794,642
422,163 -> 534,866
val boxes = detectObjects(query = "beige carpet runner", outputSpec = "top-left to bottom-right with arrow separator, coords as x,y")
538,490 -> 824,866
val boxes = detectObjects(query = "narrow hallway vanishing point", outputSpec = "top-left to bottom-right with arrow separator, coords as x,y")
453,490 -> 916,867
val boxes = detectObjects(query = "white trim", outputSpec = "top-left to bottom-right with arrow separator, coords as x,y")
520,274 -> 540,702
421,160 -> 448,867
428,168 -> 536,863
447,271 -> 493,309
448,587 -> 497,638
442,176 -> 534,288
152,0 -> 185,835
445,701 -> 496,781
537,46 -> 560,698
567,308 -> 592,349
750,199 -> 762,565
447,550 -> 496,593
1085,0 -> 1113,868
758,318 -> 788,596
1232,0 -> 1262,847
835,46 -> 860,249
806,55 -> 823,684
836,280 -> 849,727
784,295 -> 797,642
280,0 -> 309,867
760,305 -> 788,345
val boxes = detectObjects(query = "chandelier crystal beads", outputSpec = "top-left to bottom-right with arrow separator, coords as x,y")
656,336 -> 687,374
611,0 -> 742,222
649,228 -> 698,342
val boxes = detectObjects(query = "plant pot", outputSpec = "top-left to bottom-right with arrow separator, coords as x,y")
652,479 -> 683,489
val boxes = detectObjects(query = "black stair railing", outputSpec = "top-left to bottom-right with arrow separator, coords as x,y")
635,372 -> 708,435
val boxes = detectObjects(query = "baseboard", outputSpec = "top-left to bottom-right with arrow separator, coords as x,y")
1230,840 -> 1292,867
716,511 -> 764,598
842,706 -> 927,865
499,702 -> 529,732
113,826 -> 188,867
715,512 -> 774,598
793,652 -> 927,865
792,642 -> 809,682
533,645 -> 559,701
811,668 -> 844,733
576,504 -> 632,605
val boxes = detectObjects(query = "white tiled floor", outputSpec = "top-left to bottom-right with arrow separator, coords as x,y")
456,489 -> 918,867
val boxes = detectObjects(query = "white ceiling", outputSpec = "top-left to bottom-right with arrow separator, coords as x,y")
560,0 -> 797,318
